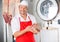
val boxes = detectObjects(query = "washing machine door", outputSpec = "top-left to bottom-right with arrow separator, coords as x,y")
36,0 -> 58,21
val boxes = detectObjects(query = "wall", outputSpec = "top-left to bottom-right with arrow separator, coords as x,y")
0,0 -> 4,42
2,0 -> 60,42
33,0 -> 60,42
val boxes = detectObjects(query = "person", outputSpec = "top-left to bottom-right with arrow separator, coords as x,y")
11,0 -> 40,42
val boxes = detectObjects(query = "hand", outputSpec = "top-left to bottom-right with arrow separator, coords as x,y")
32,23 -> 40,32
30,27 -> 39,34
24,26 -> 38,34
25,24 -> 40,34
25,26 -> 32,32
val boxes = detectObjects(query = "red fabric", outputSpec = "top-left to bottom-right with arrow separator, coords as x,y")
16,17 -> 35,42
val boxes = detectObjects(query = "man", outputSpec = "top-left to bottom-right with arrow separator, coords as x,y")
11,0 -> 40,42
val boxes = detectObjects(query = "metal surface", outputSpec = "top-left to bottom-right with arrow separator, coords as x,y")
36,0 -> 58,21
0,0 -> 4,42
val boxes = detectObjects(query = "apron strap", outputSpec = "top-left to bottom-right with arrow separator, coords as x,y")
19,16 -> 31,22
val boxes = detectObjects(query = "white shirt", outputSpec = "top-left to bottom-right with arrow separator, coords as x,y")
11,13 -> 37,34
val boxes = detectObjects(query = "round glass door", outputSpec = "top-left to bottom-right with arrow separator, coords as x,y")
36,0 -> 58,21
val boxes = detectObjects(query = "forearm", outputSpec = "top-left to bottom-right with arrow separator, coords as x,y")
14,29 -> 27,38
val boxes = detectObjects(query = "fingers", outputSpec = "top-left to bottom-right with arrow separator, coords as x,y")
32,24 -> 40,32
25,26 -> 32,32
25,25 -> 40,34
29,27 -> 39,34
32,28 -> 39,34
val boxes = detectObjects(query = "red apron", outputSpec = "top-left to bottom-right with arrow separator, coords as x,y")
16,16 -> 35,42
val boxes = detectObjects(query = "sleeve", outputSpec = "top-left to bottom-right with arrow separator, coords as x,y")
11,17 -> 20,35
30,15 -> 37,24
